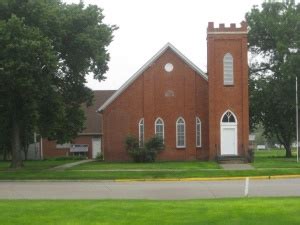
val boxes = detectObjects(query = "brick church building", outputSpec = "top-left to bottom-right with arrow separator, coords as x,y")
97,21 -> 249,161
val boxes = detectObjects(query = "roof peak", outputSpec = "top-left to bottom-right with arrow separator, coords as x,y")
97,43 -> 207,112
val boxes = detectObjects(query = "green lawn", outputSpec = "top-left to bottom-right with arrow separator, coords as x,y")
0,198 -> 299,225
0,160 -> 78,171
2,167 -> 300,180
0,149 -> 300,180
254,149 -> 300,168
73,160 -> 220,170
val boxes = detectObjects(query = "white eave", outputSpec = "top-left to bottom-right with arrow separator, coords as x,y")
97,42 -> 208,113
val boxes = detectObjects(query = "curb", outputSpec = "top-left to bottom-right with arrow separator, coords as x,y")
0,175 -> 300,183
114,174 -> 300,182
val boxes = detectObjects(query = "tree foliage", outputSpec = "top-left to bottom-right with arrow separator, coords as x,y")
0,0 -> 117,167
246,0 -> 300,157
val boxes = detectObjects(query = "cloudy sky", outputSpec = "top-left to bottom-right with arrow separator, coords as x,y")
65,0 -> 265,90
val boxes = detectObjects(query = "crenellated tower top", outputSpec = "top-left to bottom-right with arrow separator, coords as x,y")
207,21 -> 247,34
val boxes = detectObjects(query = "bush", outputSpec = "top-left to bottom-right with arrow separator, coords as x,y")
125,135 -> 164,162
95,152 -> 104,161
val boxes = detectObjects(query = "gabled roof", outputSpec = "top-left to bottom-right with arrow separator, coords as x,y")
81,90 -> 115,134
97,42 -> 207,112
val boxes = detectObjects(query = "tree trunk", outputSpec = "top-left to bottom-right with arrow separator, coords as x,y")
10,115 -> 23,168
284,144 -> 292,158
3,148 -> 7,161
23,145 -> 28,161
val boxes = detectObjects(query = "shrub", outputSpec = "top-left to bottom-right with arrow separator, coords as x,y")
95,152 -> 104,161
125,135 -> 164,162
125,135 -> 143,162
144,136 -> 165,162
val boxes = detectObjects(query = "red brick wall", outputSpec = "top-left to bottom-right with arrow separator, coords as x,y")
42,135 -> 99,159
103,49 -> 209,161
207,22 -> 249,159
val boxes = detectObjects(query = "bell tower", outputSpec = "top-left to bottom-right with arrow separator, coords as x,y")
207,22 -> 249,160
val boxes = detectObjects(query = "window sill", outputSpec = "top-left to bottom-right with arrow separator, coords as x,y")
176,146 -> 186,149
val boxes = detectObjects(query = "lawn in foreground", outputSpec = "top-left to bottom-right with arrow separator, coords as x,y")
0,198 -> 299,225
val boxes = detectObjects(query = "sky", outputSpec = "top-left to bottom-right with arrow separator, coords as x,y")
64,0 -> 265,90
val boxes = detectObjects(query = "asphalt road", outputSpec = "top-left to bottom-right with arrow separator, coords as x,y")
0,178 -> 300,200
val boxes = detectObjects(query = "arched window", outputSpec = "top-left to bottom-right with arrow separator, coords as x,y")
221,111 -> 236,123
196,117 -> 202,147
139,118 -> 144,146
155,118 -> 164,142
223,53 -> 234,85
176,117 -> 186,148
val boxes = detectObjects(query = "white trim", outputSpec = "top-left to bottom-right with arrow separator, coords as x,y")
223,53 -> 234,85
138,118 -> 144,147
176,117 -> 186,148
196,117 -> 202,148
97,43 -> 208,112
220,110 -> 237,125
207,31 -> 247,35
220,110 -> 238,156
154,117 -> 164,143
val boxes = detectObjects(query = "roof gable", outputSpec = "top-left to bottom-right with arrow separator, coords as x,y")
81,90 -> 115,134
97,43 -> 207,112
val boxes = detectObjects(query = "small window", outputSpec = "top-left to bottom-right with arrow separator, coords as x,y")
222,111 -> 236,123
139,118 -> 144,146
165,90 -> 175,97
164,63 -> 174,72
155,118 -> 164,142
176,117 -> 186,148
223,53 -> 234,85
196,117 -> 202,147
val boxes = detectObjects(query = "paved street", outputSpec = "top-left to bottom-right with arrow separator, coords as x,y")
0,178 -> 299,200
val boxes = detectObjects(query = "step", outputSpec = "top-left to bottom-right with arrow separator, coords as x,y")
217,155 -> 246,164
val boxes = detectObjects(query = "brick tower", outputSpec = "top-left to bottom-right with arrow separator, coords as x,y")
207,22 -> 249,160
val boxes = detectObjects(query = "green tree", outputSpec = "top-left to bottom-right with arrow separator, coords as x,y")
246,0 -> 300,157
0,0 -> 117,168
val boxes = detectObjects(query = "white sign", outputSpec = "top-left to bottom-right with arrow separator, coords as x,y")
249,134 -> 255,141
257,145 -> 266,150
70,144 -> 88,153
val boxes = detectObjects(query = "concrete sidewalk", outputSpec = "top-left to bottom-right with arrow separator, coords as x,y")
50,160 -> 94,170
220,163 -> 254,170
1,178 -> 300,200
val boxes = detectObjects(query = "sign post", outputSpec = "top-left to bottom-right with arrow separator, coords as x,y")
296,77 -> 299,163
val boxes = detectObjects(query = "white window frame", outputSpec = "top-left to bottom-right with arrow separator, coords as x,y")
139,118 -> 144,147
196,117 -> 202,147
155,117 -> 164,143
221,111 -> 237,124
176,117 -> 186,148
223,53 -> 234,85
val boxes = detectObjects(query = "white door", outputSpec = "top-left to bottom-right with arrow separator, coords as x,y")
92,138 -> 101,159
221,127 -> 237,155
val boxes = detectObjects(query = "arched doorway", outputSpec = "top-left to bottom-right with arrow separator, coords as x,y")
220,111 -> 237,155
